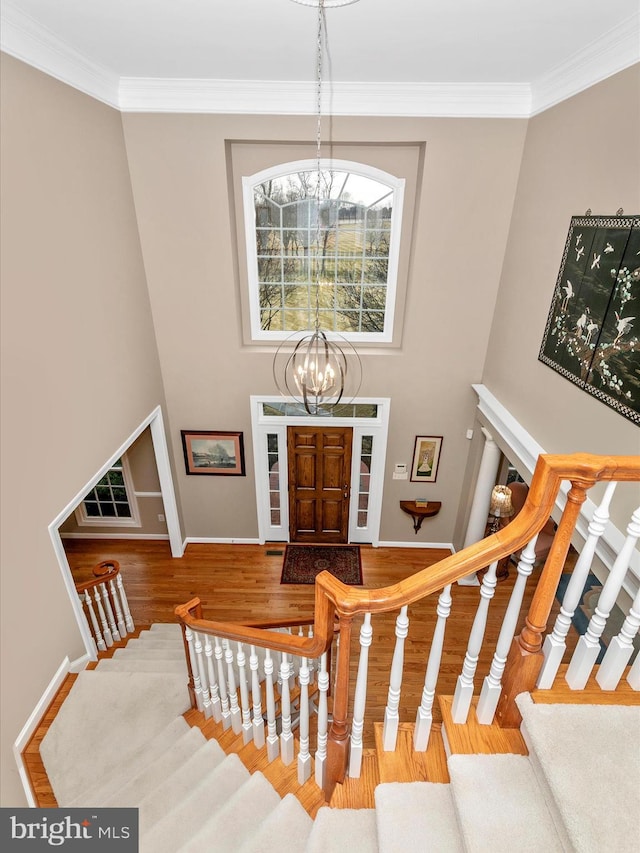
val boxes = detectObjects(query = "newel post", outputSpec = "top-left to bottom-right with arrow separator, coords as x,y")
496,480 -> 589,727
323,613 -> 353,800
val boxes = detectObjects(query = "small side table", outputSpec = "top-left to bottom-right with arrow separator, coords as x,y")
399,500 -> 442,534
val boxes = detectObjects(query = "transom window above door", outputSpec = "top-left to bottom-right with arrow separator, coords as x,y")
242,159 -> 405,343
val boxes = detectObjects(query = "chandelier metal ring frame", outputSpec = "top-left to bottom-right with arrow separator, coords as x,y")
274,0 -> 363,415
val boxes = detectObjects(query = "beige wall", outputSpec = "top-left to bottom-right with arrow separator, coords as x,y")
122,113 -> 527,545
0,56 -> 167,805
482,65 -> 640,524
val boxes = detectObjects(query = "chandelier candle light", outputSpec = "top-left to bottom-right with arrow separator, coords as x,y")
274,0 -> 362,415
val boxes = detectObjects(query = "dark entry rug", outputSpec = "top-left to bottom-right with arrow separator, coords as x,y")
280,545 -> 362,585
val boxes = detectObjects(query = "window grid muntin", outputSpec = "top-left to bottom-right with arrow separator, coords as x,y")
82,460 -> 132,520
357,435 -> 373,528
247,160 -> 402,341
267,433 -> 281,526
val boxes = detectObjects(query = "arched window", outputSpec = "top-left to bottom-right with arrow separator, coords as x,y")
243,159 -> 404,343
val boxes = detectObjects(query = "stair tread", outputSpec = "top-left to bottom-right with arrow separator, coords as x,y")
139,754 -> 249,853
180,771 -> 282,852
237,793 -> 313,853
68,716 -> 191,807
113,646 -> 185,660
448,753 -> 564,853
138,738 -> 227,833
375,781 -> 464,853
103,726 -> 207,810
96,658 -> 187,673
517,693 -> 640,853
305,807 -> 378,853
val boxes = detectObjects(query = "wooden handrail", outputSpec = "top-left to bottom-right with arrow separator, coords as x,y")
75,561 -> 121,594
174,453 -> 640,798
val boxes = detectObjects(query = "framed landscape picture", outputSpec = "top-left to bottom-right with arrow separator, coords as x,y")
181,430 -> 246,476
410,436 -> 443,483
538,214 -> 639,425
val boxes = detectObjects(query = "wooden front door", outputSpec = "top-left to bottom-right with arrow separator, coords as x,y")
287,426 -> 353,543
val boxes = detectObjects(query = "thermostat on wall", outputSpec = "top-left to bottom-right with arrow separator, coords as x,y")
393,463 -> 408,480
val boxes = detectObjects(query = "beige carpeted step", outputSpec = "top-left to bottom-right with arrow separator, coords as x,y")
102,725 -> 208,810
125,634 -> 183,649
113,646 -> 186,661
375,781 -> 464,853
137,738 -> 227,833
180,771 -> 282,853
517,693 -> 640,853
139,753 -> 250,853
305,807 -> 378,853
67,716 -> 191,807
95,658 -> 187,674
448,753 -> 564,852
149,623 -> 182,634
238,793 -> 313,853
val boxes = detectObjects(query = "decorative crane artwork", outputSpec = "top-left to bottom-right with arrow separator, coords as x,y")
539,215 -> 639,425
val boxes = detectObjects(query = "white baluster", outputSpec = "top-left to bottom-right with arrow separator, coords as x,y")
349,613 -> 373,775
452,560 -> 498,723
194,632 -> 212,718
224,639 -> 242,734
414,585 -> 452,750
566,507 -> 640,689
214,636 -> 231,729
307,626 -> 315,686
185,627 -> 203,712
279,653 -> 294,765
115,573 -> 134,634
538,484 -> 616,688
82,591 -> 106,652
383,605 -> 409,751
93,587 -> 113,647
477,538 -> 538,722
204,635 -> 222,722
596,584 -> 640,690
626,650 -> 640,690
315,652 -> 329,789
264,649 -> 279,762
100,583 -> 120,642
236,642 -> 253,744
297,654 -> 311,784
108,578 -> 127,639
250,645 -> 265,748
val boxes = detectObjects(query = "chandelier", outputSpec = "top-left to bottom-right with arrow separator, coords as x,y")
274,0 -> 362,415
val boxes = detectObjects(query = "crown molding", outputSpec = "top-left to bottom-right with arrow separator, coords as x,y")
1,2 -> 637,118
0,3 -> 119,107
118,78 -> 532,118
530,11 -> 640,115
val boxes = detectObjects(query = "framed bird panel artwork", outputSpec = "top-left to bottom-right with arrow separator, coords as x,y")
538,214 -> 639,425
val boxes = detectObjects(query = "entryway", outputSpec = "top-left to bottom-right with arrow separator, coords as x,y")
287,425 -> 353,543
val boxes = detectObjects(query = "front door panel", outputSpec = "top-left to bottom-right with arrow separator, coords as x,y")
287,426 -> 352,543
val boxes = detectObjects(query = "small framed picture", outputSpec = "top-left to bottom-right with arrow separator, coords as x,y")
410,436 -> 443,483
181,430 -> 246,476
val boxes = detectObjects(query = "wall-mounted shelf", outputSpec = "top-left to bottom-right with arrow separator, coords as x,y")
399,500 -> 442,534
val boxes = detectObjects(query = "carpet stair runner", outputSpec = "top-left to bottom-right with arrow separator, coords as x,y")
40,623 -> 639,852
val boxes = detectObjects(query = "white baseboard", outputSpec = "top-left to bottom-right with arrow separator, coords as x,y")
60,532 -> 170,540
377,541 -> 455,551
13,657 -> 71,806
183,537 -> 262,546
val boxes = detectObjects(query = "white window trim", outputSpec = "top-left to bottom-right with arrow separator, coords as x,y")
242,158 -> 405,344
250,395 -> 390,545
74,454 -> 141,528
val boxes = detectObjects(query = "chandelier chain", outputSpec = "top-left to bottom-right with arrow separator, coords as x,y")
314,0 -> 325,331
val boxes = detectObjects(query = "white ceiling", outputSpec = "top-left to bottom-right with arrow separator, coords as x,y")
2,0 -> 639,117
